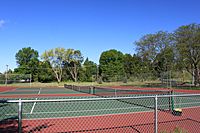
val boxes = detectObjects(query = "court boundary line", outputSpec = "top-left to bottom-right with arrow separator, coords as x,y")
30,88 -> 41,114
28,103 -> 169,114
5,102 -> 200,118
6,105 -> 151,116
174,101 -> 200,106
6,102 -> 171,117
17,105 -> 200,121
22,109 -> 155,120
17,105 -> 152,115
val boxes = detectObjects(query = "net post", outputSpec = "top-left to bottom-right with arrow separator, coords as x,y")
171,90 -> 175,111
154,95 -> 158,133
18,99 -> 22,133
115,89 -> 117,97
90,86 -> 93,94
93,87 -> 96,94
168,90 -> 173,112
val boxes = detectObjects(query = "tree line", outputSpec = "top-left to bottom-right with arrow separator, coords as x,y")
4,23 -> 200,86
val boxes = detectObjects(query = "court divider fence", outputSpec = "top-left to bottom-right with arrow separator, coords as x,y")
0,94 -> 200,133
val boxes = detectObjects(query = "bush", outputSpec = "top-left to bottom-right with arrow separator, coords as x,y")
160,127 -> 188,133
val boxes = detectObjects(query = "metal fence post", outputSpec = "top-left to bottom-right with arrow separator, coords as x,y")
154,95 -> 158,133
18,99 -> 22,133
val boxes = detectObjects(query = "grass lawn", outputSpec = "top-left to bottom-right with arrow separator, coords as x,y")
0,80 -> 199,90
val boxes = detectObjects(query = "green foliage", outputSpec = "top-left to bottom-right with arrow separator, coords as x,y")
160,127 -> 188,133
123,54 -> 136,77
41,47 -> 66,83
153,46 -> 175,75
123,54 -> 151,79
65,49 -> 84,64
15,47 -> 39,81
10,23 -> 200,87
175,23 -> 200,86
41,48 -> 84,83
0,73 -> 31,84
135,31 -> 176,79
64,49 -> 84,82
135,31 -> 174,61
99,49 -> 125,82
38,61 -> 55,83
0,74 -> 5,84
79,58 -> 97,82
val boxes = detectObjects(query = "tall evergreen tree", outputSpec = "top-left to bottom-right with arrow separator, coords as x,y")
15,47 -> 39,81
99,49 -> 124,82
80,58 -> 97,82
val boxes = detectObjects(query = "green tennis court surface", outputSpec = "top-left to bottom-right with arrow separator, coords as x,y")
1,87 -> 200,122
0,97 -> 159,120
0,87 -> 82,95
1,94 -> 200,121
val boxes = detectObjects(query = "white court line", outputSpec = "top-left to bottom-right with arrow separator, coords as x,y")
23,110 -> 155,120
174,101 -> 200,107
24,101 -> 200,116
8,104 -> 200,120
8,102 -> 171,116
184,97 -> 200,101
8,107 -> 155,121
30,88 -> 41,114
19,105 -> 200,121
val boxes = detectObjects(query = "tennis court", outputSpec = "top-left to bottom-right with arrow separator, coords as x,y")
1,86 -> 200,132
1,86 -> 171,119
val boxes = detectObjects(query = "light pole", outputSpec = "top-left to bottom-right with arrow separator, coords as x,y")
5,65 -> 8,86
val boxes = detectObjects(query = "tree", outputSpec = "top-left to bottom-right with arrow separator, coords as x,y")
135,31 -> 175,75
135,31 -> 174,62
80,58 -> 97,82
99,49 -> 124,82
38,61 -> 55,83
153,46 -> 175,75
124,54 -> 152,78
123,54 -> 134,78
123,54 -> 140,77
64,49 -> 84,82
41,48 -> 66,83
174,23 -> 200,86
15,47 -> 39,81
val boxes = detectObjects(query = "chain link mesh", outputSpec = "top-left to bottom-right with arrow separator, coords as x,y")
0,94 -> 200,133
0,101 -> 18,132
158,95 -> 200,133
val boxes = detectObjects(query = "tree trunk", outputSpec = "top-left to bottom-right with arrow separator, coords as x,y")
194,67 -> 200,86
68,65 -> 78,82
52,68 -> 62,84
74,64 -> 78,82
68,67 -> 76,82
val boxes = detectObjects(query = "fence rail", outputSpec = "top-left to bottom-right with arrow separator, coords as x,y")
1,94 -> 200,133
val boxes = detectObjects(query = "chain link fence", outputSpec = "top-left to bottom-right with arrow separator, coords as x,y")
0,74 -> 31,85
1,94 -> 200,133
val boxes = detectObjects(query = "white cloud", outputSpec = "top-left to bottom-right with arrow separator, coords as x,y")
0,19 -> 6,28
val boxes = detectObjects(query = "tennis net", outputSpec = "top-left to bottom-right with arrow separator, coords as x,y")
64,84 -> 91,94
93,87 -> 172,96
64,84 -> 173,111
93,87 -> 173,112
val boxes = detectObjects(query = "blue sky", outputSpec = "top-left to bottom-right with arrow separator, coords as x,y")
0,0 -> 200,73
